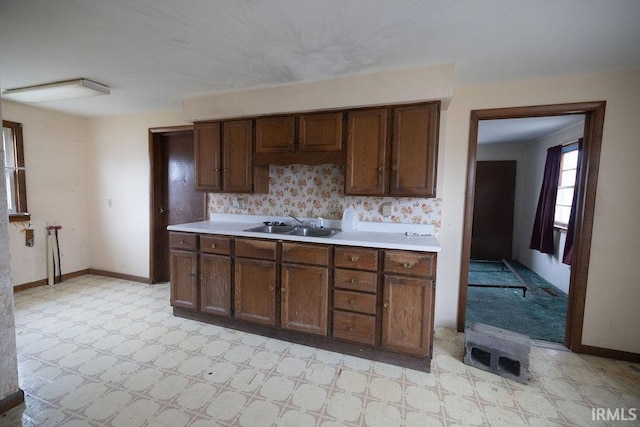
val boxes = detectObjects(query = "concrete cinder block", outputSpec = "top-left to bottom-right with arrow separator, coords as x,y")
464,323 -> 530,384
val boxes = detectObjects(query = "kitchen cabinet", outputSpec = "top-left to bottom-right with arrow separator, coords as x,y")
234,238 -> 277,326
381,251 -> 435,356
169,231 -> 438,372
332,246 -> 379,346
345,102 -> 439,197
194,120 -> 268,193
345,108 -> 388,195
199,235 -> 232,316
254,111 -> 344,166
169,232 -> 198,310
281,242 -> 330,336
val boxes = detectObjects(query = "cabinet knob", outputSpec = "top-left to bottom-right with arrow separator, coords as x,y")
348,326 -> 356,333
200,274 -> 204,280
281,288 -> 287,293
268,286 -> 274,291
350,277 -> 358,284
378,167 -> 383,172
215,168 -> 220,172
350,256 -> 359,262
190,272 -> 197,278
211,244 -> 216,248
349,299 -> 356,305
179,240 -> 185,245
403,262 -> 411,268
392,165 -> 398,171
383,302 -> 389,309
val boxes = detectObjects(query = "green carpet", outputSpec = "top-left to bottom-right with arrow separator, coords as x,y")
465,261 -> 568,343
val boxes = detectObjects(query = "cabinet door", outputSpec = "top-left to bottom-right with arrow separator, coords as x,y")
281,264 -> 329,336
194,122 -> 222,191
223,119 -> 253,192
381,275 -> 433,356
390,103 -> 439,197
345,108 -> 388,195
170,250 -> 198,310
200,253 -> 231,316
234,258 -> 277,326
298,112 -> 343,152
256,116 -> 295,153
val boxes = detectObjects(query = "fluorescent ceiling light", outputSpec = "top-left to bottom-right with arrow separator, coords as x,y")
2,79 -> 110,103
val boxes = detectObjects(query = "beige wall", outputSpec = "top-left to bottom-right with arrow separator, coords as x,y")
86,112 -> 188,278
2,101 -> 90,286
443,69 -> 640,353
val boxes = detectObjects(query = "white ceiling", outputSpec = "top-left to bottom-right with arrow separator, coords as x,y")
478,115 -> 585,145
1,0 -> 639,117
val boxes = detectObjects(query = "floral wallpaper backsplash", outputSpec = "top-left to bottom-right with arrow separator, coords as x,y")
207,164 -> 441,232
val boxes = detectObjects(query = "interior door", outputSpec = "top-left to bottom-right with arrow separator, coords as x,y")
151,130 -> 205,283
471,161 -> 516,260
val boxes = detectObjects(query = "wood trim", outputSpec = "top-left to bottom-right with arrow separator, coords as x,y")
457,101 -> 607,356
87,268 -> 150,284
13,269 -> 89,292
8,213 -> 30,223
0,389 -> 24,416
575,344 -> 640,364
254,151 -> 345,166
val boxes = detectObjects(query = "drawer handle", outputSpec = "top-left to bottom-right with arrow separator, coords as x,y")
211,244 -> 216,248
281,288 -> 287,293
403,262 -> 411,268
350,277 -> 358,284
348,326 -> 356,333
179,240 -> 185,245
383,302 -> 389,309
268,286 -> 274,292
350,256 -> 359,262
190,272 -> 197,278
349,299 -> 356,305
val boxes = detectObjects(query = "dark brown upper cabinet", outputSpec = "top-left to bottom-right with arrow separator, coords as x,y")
194,120 -> 268,193
254,111 -> 344,166
345,102 -> 439,197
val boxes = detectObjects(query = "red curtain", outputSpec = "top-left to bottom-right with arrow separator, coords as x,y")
562,139 -> 583,265
530,145 -> 562,254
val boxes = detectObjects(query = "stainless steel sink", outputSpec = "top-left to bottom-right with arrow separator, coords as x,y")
244,225 -> 295,234
289,227 -> 338,237
244,225 -> 339,238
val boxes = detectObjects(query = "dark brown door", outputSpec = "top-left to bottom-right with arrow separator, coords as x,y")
381,275 -> 433,356
234,258 -> 277,326
151,129 -> 205,283
345,108 -> 388,195
255,116 -> 295,154
471,161 -> 517,260
200,253 -> 232,316
298,112 -> 343,152
169,249 -> 198,310
390,103 -> 439,197
223,120 -> 253,192
281,264 -> 329,336
195,122 -> 222,191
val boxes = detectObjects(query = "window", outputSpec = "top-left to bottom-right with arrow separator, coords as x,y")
2,120 -> 29,222
554,143 -> 578,228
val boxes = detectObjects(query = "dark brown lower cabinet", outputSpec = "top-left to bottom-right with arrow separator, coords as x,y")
281,264 -> 328,335
199,253 -> 231,316
381,275 -> 434,356
170,232 -> 437,371
234,257 -> 277,326
169,249 -> 198,310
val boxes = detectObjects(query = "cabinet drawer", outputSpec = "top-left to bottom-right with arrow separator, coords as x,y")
384,251 -> 435,277
334,290 -> 377,315
334,269 -> 377,293
235,238 -> 277,260
334,247 -> 378,271
200,235 -> 232,255
170,232 -> 197,251
282,242 -> 330,266
333,311 -> 376,346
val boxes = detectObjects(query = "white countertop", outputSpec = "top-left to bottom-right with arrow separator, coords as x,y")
167,214 -> 441,252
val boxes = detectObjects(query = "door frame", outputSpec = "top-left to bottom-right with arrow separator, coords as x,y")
457,101 -> 606,353
149,125 -> 203,284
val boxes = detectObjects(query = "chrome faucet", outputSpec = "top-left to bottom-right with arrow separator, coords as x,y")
288,214 -> 305,226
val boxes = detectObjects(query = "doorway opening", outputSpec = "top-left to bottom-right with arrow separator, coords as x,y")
149,126 -> 206,284
457,102 -> 606,353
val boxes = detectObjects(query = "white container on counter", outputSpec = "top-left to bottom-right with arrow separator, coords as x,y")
341,206 -> 358,232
